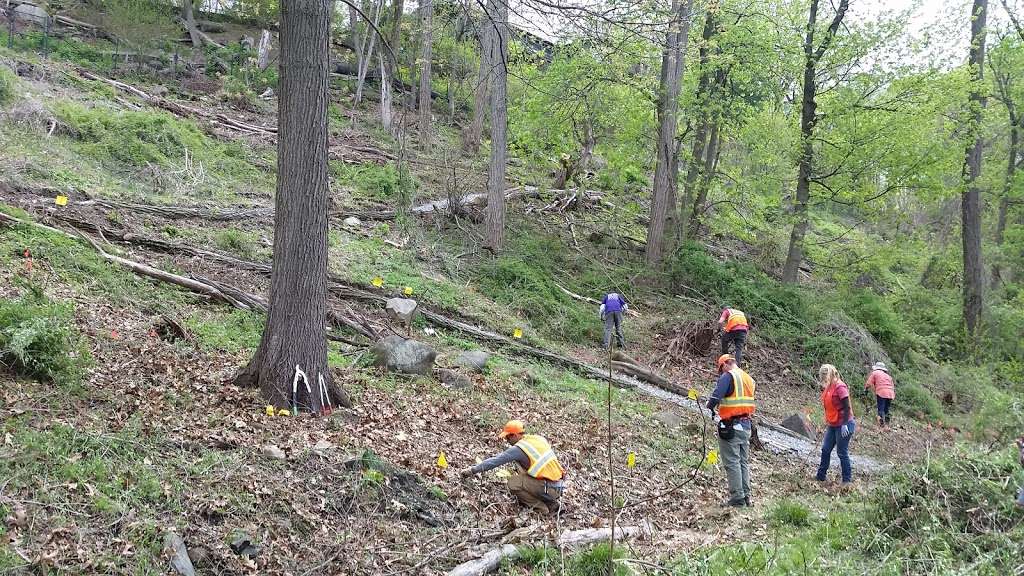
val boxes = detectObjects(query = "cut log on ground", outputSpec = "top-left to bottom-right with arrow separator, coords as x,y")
446,526 -> 649,576
610,351 -> 689,395
49,215 -> 642,389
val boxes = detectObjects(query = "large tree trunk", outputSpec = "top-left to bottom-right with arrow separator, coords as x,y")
380,0 -> 404,135
464,24 -> 491,152
418,0 -> 434,146
483,0 -> 508,251
181,0 -> 202,48
645,0 -> 694,266
782,0 -> 849,284
962,0 -> 988,337
256,29 -> 272,70
234,0 -> 343,411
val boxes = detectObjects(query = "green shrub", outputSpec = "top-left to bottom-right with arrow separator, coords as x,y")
0,66 -> 16,107
331,162 -> 412,202
214,229 -> 256,259
861,447 -> 1024,571
0,285 -> 89,386
518,543 -> 628,576
768,499 -> 812,528
895,380 -> 944,421
839,289 -> 913,358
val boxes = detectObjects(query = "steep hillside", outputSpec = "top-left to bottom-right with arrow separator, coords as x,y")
1,19 -> 1022,576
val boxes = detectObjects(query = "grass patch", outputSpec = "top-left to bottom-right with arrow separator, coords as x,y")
514,542 -> 628,576
331,161 -> 413,203
0,65 -> 16,107
214,228 -> 257,259
0,282 -> 89,388
768,498 -> 812,528
185,308 -> 264,354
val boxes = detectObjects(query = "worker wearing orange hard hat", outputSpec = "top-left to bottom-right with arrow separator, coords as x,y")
459,420 -> 565,514
706,354 -> 756,507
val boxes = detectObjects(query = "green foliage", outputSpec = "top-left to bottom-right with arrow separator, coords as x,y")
96,0 -> 179,53
214,228 -> 257,259
185,309 -> 264,354
838,289 -> 913,358
861,447 -> 1024,572
0,66 -> 16,107
768,499 -> 812,528
331,162 -> 412,202
0,284 -> 89,387
515,543 -> 628,576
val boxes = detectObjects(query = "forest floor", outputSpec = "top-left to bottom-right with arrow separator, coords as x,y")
0,44 -> 957,575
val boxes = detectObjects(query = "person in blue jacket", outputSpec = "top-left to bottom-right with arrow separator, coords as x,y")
600,291 -> 628,349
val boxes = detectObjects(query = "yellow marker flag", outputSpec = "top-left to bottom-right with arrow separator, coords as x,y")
513,328 -> 523,339
371,276 -> 384,288
706,450 -> 719,465
436,451 -> 448,469
403,286 -> 414,295
265,405 -> 275,417
278,408 -> 292,417
687,388 -> 698,400
626,451 -> 636,469
55,195 -> 68,207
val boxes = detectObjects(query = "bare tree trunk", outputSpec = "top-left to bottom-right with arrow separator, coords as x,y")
465,23 -> 491,152
993,117 -> 1018,287
234,0 -> 348,410
962,0 -> 988,337
484,0 -> 508,251
256,29 -> 272,70
380,51 -> 394,132
687,121 -> 720,238
679,7 -> 721,240
181,0 -> 202,48
645,0 -> 694,266
418,0 -> 434,146
782,0 -> 849,284
355,1 -> 383,105
380,0 -> 404,135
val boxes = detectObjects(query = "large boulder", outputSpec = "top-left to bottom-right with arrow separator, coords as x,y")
780,413 -> 817,440
13,4 -> 48,25
371,335 -> 437,375
385,298 -> 419,325
454,350 -> 491,373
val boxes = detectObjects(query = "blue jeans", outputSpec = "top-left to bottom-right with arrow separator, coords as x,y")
816,420 -> 855,483
876,396 -> 892,423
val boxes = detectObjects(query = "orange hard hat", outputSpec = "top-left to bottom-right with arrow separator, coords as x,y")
716,354 -> 735,370
498,419 -> 525,438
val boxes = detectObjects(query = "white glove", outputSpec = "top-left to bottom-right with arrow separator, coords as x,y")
840,424 -> 850,438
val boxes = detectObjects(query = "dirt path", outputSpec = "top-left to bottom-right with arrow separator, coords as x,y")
632,381 -> 888,473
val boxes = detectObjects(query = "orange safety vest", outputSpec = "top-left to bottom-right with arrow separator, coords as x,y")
822,381 -> 853,426
719,368 -> 756,420
724,309 -> 748,332
514,434 -> 564,482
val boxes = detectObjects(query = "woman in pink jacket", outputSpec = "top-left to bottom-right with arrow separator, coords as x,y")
864,362 -> 895,428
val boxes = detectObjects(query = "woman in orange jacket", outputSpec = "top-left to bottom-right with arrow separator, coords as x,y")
816,364 -> 856,485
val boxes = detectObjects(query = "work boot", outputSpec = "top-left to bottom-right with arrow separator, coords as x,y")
744,496 -> 751,507
725,498 -> 746,508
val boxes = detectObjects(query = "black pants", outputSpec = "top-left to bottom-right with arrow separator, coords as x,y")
721,330 -> 747,366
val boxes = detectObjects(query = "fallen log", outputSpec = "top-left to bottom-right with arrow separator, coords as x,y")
447,526 -> 648,576
51,216 -> 641,389
83,199 -> 273,222
609,351 -> 688,395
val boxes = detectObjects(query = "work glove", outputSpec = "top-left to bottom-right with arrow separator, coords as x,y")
458,467 -> 474,479
840,424 -> 851,438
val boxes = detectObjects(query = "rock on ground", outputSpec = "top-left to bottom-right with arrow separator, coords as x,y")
371,335 -> 437,375
261,444 -> 286,460
385,298 -> 419,325
454,350 -> 491,373
654,410 -> 682,429
438,368 -> 473,389
779,413 -> 817,440
164,532 -> 196,576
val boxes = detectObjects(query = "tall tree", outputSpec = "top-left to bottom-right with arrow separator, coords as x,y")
464,23 -> 491,152
962,0 -> 988,337
781,0 -> 850,284
483,0 -> 508,251
418,0 -> 434,145
990,36 -> 1022,286
354,0 -> 384,106
235,0 -> 348,410
380,0 -> 404,134
646,0 -> 695,266
180,0 -> 202,48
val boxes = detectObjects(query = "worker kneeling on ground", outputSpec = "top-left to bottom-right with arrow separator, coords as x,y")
706,354 -> 756,507
459,420 -> 565,515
